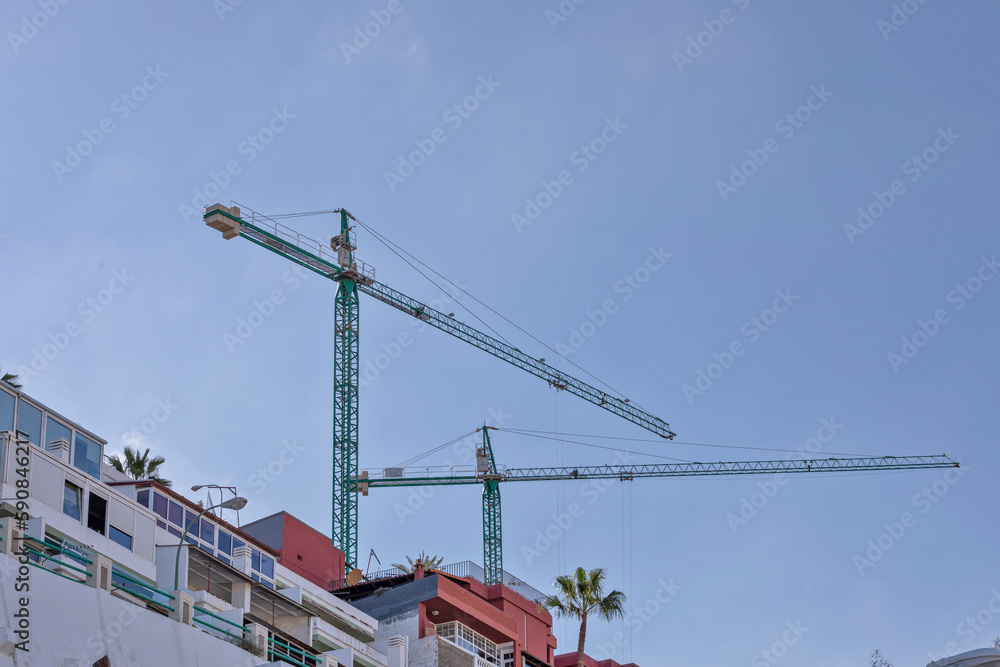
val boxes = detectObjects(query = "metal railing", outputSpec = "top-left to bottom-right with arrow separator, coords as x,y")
329,566 -> 406,591
267,635 -> 319,667
111,567 -> 175,613
192,606 -> 249,640
437,561 -> 547,604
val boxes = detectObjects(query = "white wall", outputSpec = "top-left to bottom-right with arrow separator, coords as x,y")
0,553 -> 266,667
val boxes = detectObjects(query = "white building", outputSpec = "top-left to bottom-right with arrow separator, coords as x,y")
0,383 -> 396,667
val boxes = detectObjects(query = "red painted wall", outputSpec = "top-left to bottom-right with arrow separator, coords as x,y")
277,512 -> 345,590
553,653 -> 639,667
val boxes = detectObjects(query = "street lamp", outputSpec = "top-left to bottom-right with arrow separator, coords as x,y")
190,484 -> 240,523
174,496 -> 248,591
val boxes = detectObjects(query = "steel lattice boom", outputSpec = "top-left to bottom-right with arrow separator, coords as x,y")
204,202 -> 676,574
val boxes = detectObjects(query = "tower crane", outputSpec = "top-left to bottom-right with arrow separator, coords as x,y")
353,427 -> 958,585
204,202 -> 675,574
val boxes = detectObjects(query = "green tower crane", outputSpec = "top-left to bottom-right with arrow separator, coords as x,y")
204,202 -> 676,574
353,426 -> 958,586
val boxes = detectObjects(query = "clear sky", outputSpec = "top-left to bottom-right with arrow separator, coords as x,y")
2,1 -> 998,665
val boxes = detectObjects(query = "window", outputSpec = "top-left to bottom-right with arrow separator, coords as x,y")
153,492 -> 168,519
0,388 -> 14,432
259,554 -> 274,579
137,489 -> 150,508
109,525 -> 133,551
87,493 -> 108,535
436,621 -> 501,666
251,548 -> 260,572
168,500 -> 183,527
218,531 -> 232,555
17,401 -> 42,447
63,482 -> 82,520
45,416 -> 72,451
73,433 -> 102,479
199,518 -> 215,545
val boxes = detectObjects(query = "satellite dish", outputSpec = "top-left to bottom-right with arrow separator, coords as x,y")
346,569 -> 363,586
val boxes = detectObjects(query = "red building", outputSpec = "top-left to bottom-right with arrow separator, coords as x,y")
337,562 -> 558,667
242,511 -> 346,590
554,653 -> 639,667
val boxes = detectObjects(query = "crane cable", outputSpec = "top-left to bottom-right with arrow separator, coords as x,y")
350,215 -> 650,412
262,208 -> 651,412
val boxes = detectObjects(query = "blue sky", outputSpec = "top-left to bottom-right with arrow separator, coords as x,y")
2,1 -> 998,665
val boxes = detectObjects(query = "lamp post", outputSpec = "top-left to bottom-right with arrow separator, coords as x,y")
174,496 -> 248,591
190,484 -> 240,524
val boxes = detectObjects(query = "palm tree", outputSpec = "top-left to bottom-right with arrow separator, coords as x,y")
392,551 -> 444,573
1,368 -> 22,390
542,567 -> 626,667
108,446 -> 172,487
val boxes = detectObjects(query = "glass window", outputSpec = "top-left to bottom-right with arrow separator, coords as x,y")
153,493 -> 168,519
217,555 -> 231,566
251,548 -> 260,572
184,510 -> 200,533
63,482 -> 82,520
200,518 -> 215,545
156,520 -> 166,530
87,493 -> 107,535
73,433 -> 102,479
218,531 -> 232,555
45,416 -> 72,450
137,489 -> 150,508
167,525 -> 182,538
168,500 -> 183,526
109,525 -> 133,551
0,388 -> 15,432
260,554 -> 274,579
184,533 -> 198,545
232,537 -> 245,554
17,401 -> 42,447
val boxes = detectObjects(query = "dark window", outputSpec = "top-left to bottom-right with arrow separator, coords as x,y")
87,493 -> 107,535
73,433 -> 102,479
218,531 -> 232,555
156,520 -> 166,530
184,510 -> 199,534
153,493 -> 168,519
200,518 -> 215,545
17,402 -> 42,447
168,500 -> 183,526
109,525 -> 132,551
0,388 -> 16,432
232,537 -> 245,554
45,417 -> 72,451
63,482 -> 82,520
251,548 -> 260,572
137,489 -> 150,508
184,533 -> 198,545
260,554 -> 274,579
198,544 -> 213,555
217,555 -> 231,566
167,525 -> 181,538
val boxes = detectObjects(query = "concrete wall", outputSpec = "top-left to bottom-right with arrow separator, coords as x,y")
0,553 -> 267,666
